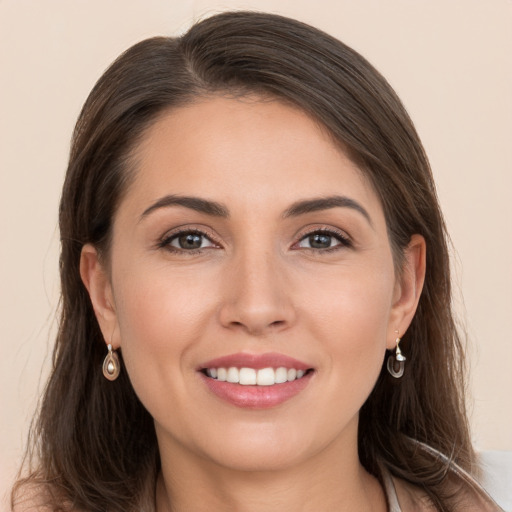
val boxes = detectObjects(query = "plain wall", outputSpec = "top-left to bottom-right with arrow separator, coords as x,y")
1,0 -> 511,505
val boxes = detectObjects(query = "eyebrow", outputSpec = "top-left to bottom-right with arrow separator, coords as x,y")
140,195 -> 229,220
283,195 -> 373,226
140,194 -> 372,226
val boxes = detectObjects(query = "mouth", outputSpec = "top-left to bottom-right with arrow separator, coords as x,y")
201,366 -> 313,386
198,352 -> 314,408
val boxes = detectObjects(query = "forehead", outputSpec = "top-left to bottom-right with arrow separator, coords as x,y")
122,95 -> 383,222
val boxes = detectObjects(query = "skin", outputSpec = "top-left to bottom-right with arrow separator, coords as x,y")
81,96 -> 426,511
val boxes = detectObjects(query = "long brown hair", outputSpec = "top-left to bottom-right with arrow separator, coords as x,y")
13,11 -> 474,511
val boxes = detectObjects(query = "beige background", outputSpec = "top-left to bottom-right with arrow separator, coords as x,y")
1,0 -> 511,506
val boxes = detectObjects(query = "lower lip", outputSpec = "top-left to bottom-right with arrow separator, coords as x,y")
200,372 -> 313,409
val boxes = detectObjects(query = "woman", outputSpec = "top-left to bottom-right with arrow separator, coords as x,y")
12,11 -> 503,512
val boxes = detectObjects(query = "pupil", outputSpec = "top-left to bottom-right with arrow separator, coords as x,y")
179,233 -> 202,249
310,233 -> 331,249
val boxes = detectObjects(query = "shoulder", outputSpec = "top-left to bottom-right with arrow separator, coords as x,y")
12,501 -> 81,512
11,483 -> 79,512
384,440 -> 505,512
391,474 -> 504,512
390,476 -> 435,511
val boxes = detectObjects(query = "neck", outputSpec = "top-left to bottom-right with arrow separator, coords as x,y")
155,420 -> 387,512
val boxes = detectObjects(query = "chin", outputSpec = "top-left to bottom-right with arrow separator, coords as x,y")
190,420 -> 328,473
209,443 -> 308,473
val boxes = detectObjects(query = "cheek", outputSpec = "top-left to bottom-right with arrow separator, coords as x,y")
111,265 -> 217,406
114,256 -> 219,331
300,261 -> 394,390
303,257 -> 394,332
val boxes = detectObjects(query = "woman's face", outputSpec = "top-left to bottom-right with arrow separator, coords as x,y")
84,96 -> 422,472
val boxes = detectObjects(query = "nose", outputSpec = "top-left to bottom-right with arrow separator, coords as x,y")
218,248 -> 296,336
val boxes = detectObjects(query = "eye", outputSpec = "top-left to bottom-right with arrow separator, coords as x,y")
295,229 -> 351,251
160,230 -> 217,252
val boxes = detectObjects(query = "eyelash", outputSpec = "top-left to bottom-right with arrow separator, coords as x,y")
157,227 -> 352,255
157,228 -> 220,255
293,228 -> 352,253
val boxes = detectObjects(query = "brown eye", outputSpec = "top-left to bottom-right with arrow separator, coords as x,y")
308,233 -> 335,249
164,231 -> 216,251
297,230 -> 352,252
297,231 -> 346,250
176,233 -> 204,249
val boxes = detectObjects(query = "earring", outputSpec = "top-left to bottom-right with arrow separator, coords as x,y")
102,343 -> 121,381
387,336 -> 406,378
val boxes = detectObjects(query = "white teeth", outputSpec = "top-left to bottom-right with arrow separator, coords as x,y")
226,367 -> 239,383
217,368 -> 227,382
275,367 -> 288,383
256,367 -> 275,386
205,366 -> 308,385
239,367 -> 257,385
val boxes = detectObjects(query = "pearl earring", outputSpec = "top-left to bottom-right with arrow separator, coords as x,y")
102,343 -> 121,381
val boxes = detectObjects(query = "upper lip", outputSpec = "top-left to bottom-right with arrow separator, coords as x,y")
200,352 -> 312,371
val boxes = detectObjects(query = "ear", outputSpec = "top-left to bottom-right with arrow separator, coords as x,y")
387,234 -> 426,349
80,244 -> 120,349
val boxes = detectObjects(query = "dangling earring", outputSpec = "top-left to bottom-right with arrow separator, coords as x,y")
387,336 -> 406,378
102,343 -> 121,381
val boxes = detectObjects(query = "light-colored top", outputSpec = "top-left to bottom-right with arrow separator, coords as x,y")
382,471 -> 402,512
382,467 -> 505,512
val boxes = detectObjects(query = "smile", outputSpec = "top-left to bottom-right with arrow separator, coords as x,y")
204,366 -> 309,386
199,353 -> 314,408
